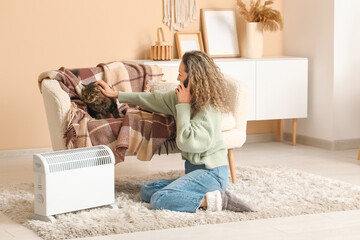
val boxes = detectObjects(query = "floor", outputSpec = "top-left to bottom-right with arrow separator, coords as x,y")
0,142 -> 360,240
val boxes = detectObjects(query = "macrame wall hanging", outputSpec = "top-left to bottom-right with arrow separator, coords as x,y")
162,0 -> 198,31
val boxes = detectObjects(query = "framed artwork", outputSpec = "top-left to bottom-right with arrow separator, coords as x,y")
175,32 -> 204,58
200,9 -> 240,58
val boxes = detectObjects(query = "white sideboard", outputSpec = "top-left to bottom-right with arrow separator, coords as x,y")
130,57 -> 308,144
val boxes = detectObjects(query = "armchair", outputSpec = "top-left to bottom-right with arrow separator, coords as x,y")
40,65 -> 248,183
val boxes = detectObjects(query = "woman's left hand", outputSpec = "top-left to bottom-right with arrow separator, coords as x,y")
176,79 -> 192,104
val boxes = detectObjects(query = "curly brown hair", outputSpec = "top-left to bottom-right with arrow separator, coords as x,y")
182,51 -> 230,113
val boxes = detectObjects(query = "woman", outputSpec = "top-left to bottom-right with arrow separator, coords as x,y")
96,51 -> 255,213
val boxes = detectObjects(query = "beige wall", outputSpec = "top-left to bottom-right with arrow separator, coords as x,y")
0,0 -> 283,150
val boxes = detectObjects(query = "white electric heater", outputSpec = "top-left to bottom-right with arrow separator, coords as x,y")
31,145 -> 118,223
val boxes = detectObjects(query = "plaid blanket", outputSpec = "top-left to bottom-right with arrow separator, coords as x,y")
38,62 -> 177,163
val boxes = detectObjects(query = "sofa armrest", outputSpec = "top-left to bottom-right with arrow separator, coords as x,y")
41,80 -> 71,151
223,74 -> 249,130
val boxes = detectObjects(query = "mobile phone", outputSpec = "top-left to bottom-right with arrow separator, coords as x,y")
183,78 -> 189,88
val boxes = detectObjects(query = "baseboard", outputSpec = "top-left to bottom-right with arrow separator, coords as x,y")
246,133 -> 278,143
0,147 -> 52,160
333,139 -> 360,150
283,133 -> 360,150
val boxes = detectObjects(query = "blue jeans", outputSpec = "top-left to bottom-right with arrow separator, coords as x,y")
140,160 -> 229,212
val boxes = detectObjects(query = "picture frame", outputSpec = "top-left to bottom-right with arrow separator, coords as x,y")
200,9 -> 240,58
175,32 -> 204,58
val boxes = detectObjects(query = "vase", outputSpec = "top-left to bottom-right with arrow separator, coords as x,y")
245,22 -> 263,58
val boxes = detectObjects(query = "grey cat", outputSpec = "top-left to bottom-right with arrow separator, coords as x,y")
81,83 -> 120,119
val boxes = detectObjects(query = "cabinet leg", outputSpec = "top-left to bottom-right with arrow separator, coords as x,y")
292,119 -> 297,146
228,149 -> 237,184
277,119 -> 282,141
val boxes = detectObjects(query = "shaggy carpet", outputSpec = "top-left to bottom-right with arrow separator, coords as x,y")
1,166 -> 360,240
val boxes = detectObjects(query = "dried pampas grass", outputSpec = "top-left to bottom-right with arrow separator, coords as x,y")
236,0 -> 283,32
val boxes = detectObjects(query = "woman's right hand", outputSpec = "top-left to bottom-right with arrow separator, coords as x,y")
95,80 -> 118,98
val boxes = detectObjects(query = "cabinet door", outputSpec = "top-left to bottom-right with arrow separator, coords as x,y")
215,60 -> 256,120
256,59 -> 308,120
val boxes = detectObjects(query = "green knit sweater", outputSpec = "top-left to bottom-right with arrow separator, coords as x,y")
118,90 -> 228,169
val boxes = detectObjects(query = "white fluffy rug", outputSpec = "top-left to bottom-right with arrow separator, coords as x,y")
1,166 -> 360,240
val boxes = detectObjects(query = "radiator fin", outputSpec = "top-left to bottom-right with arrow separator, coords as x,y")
40,146 -> 113,173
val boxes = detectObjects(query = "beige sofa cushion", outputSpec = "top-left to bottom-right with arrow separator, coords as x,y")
221,113 -> 236,131
145,80 -> 178,93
